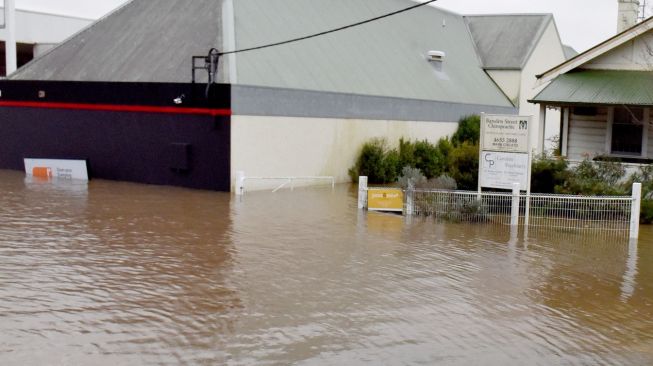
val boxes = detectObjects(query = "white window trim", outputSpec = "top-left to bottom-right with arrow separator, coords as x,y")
606,106 -> 650,159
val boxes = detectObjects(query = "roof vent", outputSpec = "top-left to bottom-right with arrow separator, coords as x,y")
427,50 -> 446,62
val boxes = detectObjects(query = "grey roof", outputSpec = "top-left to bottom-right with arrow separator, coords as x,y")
231,0 -> 511,106
11,0 -> 512,108
562,44 -> 579,60
530,70 -> 653,106
11,0 -> 223,83
464,14 -> 551,69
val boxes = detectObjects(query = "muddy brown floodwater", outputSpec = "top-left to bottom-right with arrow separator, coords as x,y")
0,169 -> 652,365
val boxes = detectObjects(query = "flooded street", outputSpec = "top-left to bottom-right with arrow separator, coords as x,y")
1,169 -> 652,365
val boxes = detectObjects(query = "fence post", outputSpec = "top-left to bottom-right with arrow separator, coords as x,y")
358,176 -> 368,209
630,182 -> 642,239
235,171 -> 245,195
511,183 -> 520,227
406,183 -> 414,216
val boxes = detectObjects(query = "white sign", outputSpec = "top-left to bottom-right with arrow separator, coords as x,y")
24,159 -> 89,181
480,151 -> 529,190
481,115 -> 531,153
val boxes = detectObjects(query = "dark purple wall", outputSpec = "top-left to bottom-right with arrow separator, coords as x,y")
0,107 -> 231,191
0,81 -> 231,191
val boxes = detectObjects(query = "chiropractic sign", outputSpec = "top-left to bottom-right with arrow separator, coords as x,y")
481,115 -> 530,153
479,114 -> 532,191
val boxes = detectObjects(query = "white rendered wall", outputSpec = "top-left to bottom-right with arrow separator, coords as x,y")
0,9 -> 91,44
521,22 -> 567,153
486,70 -> 521,106
231,115 -> 457,192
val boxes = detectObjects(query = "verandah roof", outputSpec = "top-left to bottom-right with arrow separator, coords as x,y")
530,70 -> 653,106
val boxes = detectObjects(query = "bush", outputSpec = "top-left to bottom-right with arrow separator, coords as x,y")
627,164 -> 653,199
556,158 -> 627,196
397,166 -> 426,189
397,138 -> 446,179
451,115 -> 480,146
641,200 -> 653,224
421,174 -> 458,190
530,154 -> 569,193
348,138 -> 399,184
448,142 -> 479,191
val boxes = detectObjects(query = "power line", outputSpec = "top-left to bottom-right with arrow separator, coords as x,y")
219,0 -> 440,56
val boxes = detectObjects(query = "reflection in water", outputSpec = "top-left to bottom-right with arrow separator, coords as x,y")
1,170 -> 652,365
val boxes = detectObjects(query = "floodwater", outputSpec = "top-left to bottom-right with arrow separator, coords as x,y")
0,170 -> 652,366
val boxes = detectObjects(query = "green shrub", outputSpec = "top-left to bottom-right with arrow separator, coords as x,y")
556,158 -> 627,196
451,115 -> 480,146
448,142 -> 479,191
413,140 -> 446,178
348,138 -> 399,184
397,138 -> 447,179
531,154 -> 569,193
627,164 -> 653,199
398,138 -> 416,173
640,200 -> 653,224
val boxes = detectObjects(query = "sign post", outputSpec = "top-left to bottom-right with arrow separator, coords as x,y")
478,114 -> 533,220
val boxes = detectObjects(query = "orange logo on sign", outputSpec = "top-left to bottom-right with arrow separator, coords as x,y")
32,167 -> 52,179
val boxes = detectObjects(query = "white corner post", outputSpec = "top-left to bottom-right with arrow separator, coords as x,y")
358,176 -> 368,210
235,171 -> 245,196
511,183 -> 520,227
5,0 -> 17,75
405,183 -> 414,216
630,183 -> 642,239
538,105 -> 546,154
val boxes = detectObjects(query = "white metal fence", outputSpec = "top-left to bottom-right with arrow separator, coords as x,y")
359,177 -> 642,239
235,171 -> 335,195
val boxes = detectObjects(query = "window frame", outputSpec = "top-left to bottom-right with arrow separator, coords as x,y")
606,106 -> 649,159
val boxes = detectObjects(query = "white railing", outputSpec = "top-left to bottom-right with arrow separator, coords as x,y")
235,171 -> 335,195
359,176 -> 642,239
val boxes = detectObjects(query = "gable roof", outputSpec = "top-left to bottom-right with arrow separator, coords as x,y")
10,0 -> 513,108
536,16 -> 653,85
10,0 -> 223,83
464,14 -> 552,70
231,0 -> 511,106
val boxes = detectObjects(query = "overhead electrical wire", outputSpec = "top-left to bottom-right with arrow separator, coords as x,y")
218,0 -> 440,56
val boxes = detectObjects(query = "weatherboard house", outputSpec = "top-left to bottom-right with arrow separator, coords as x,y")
0,0 -> 555,192
531,16 -> 653,165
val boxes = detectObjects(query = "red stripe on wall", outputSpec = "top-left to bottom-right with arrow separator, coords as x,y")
0,100 -> 232,116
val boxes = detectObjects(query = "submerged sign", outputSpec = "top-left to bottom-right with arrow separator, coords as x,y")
479,114 -> 532,191
481,115 -> 531,153
368,188 -> 404,212
24,159 -> 89,181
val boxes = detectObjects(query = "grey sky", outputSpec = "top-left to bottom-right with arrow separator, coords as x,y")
15,0 -> 641,52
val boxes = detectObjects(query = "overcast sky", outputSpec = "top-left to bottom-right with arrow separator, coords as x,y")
14,0 -> 644,52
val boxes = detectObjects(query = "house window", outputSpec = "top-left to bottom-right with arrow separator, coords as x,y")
610,107 -> 645,156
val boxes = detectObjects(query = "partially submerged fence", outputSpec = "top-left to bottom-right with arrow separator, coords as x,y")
235,171 -> 335,195
359,177 -> 642,239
